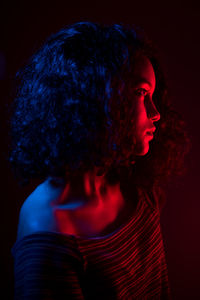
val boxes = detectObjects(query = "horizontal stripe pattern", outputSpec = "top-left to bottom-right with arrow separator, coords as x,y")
12,186 -> 171,299
12,233 -> 85,299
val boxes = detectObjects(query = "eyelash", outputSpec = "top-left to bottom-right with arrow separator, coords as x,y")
134,88 -> 148,97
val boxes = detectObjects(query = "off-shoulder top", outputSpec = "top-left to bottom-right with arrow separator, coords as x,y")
12,186 -> 171,299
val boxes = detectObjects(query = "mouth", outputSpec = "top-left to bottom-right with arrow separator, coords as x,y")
145,126 -> 156,137
145,131 -> 154,140
146,131 -> 154,136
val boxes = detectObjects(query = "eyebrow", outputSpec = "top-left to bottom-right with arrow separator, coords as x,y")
132,78 -> 153,88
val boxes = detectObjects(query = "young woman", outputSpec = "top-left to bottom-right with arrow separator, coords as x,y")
9,21 -> 190,299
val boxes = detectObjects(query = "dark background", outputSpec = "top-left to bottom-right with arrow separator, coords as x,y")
1,1 -> 200,299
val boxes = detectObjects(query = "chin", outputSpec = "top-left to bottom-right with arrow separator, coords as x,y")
134,144 -> 149,156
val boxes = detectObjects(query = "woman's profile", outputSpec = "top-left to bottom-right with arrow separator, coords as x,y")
9,21 -> 190,299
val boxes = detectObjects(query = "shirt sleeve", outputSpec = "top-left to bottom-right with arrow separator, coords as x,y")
11,231 -> 86,300
140,184 -> 167,213
153,185 -> 167,213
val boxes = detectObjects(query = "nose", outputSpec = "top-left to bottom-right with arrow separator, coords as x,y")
146,97 -> 160,122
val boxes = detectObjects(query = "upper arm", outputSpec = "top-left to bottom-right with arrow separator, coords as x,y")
13,232 -> 85,299
17,199 -> 48,239
17,181 -> 76,239
17,185 -> 57,239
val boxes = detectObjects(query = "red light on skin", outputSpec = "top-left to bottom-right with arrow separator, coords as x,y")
145,131 -> 154,139
129,55 -> 160,157
52,178 -> 125,237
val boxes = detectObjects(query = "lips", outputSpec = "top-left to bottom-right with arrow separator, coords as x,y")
145,132 -> 154,140
144,127 -> 156,140
145,127 -> 156,134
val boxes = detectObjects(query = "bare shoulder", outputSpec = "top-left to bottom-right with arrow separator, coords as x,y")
17,179 -> 68,240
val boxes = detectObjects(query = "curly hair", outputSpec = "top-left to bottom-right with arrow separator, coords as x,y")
8,21 -> 191,194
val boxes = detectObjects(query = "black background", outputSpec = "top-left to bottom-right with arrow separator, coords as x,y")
1,1 -> 200,299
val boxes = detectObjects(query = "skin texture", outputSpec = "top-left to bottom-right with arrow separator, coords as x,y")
130,55 -> 160,156
17,56 -> 161,239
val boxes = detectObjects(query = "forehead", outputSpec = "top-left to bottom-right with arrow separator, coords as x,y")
131,55 -> 156,88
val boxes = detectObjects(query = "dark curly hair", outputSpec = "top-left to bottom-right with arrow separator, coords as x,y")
8,21 -> 191,197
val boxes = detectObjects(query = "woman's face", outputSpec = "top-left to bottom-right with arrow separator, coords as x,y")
130,55 -> 160,156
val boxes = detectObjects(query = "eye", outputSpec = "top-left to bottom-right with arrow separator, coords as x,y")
134,88 -> 148,97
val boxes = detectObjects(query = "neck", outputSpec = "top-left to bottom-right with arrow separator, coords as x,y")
49,167 -> 123,209
69,168 -> 116,200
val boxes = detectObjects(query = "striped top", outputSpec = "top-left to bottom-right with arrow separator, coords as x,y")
12,186 -> 171,299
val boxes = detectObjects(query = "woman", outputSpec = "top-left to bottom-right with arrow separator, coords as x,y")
9,21 -> 190,299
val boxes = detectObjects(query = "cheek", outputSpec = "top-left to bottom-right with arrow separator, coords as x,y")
134,104 -> 147,135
